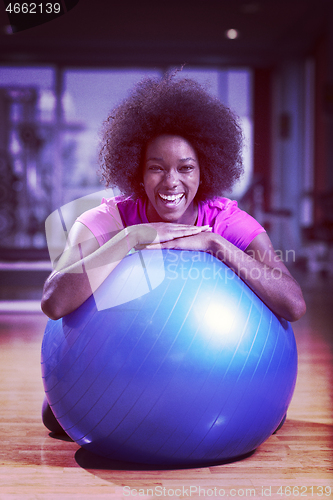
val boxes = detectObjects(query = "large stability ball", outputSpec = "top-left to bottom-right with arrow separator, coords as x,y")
41,249 -> 297,466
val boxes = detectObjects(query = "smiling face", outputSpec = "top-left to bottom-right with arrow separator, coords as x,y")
143,135 -> 200,224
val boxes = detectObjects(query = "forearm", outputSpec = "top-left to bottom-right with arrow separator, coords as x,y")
42,221 -> 207,320
210,234 -> 306,322
41,227 -> 137,320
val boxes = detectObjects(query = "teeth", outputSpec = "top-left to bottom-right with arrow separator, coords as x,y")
159,193 -> 184,201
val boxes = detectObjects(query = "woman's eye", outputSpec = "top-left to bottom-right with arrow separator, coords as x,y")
148,166 -> 162,171
179,165 -> 194,172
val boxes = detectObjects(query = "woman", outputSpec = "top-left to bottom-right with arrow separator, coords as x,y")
41,75 -> 306,323
41,74 -> 306,434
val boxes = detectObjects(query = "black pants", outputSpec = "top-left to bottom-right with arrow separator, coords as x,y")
42,396 -> 67,435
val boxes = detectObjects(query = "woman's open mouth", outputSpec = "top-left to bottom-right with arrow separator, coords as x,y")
158,193 -> 185,207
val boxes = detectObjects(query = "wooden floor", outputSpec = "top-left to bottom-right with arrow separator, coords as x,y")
0,271 -> 332,500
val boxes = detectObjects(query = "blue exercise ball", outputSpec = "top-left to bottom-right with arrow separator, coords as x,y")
41,249 -> 297,466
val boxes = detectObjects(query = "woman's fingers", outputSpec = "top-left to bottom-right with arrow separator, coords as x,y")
136,231 -> 213,252
160,224 -> 211,238
137,223 -> 211,245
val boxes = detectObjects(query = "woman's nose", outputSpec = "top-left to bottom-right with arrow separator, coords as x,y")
164,170 -> 179,186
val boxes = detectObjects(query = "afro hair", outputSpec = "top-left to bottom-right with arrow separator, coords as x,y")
99,73 -> 244,201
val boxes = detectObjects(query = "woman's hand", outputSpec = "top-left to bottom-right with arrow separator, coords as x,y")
136,230 -> 214,253
134,223 -> 212,247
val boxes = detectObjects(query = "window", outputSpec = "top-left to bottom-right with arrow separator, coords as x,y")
0,66 -> 252,250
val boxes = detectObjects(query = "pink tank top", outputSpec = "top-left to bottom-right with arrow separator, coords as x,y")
76,196 -> 265,252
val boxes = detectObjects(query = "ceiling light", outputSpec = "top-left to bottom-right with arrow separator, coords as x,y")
225,29 -> 239,40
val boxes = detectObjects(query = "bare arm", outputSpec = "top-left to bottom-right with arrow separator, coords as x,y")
222,232 -> 306,321
141,231 -> 306,322
41,221 -> 211,320
41,222 -> 135,320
